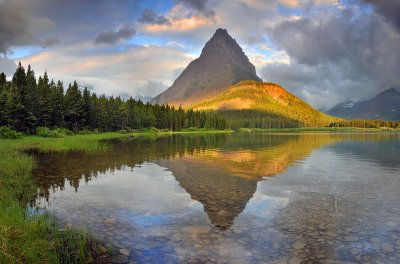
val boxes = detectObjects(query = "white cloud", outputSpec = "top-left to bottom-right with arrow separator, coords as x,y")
19,42 -> 195,97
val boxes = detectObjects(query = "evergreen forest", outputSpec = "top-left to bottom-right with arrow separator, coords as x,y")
0,63 -> 226,134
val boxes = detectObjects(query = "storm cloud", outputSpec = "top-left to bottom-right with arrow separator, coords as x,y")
138,9 -> 170,25
363,0 -> 400,31
95,25 -> 136,44
41,37 -> 60,48
0,2 -> 40,53
178,0 -> 216,19
261,3 -> 400,108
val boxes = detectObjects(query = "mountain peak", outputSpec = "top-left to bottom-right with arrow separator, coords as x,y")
201,28 -> 244,60
210,28 -> 233,42
385,87 -> 399,93
326,86 -> 400,121
214,28 -> 229,36
374,87 -> 400,100
151,28 -> 262,106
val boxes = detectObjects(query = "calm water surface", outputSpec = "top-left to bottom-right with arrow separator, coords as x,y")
33,133 -> 400,263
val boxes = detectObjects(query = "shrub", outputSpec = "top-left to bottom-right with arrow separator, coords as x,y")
0,126 -> 23,139
150,127 -> 159,133
185,127 -> 201,131
78,129 -> 92,135
36,127 -> 64,138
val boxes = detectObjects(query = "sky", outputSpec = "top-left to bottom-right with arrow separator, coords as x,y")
0,0 -> 399,109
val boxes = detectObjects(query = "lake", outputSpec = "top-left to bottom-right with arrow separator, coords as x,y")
32,133 -> 400,263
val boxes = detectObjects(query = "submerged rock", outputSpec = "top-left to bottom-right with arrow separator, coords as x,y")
182,226 -> 211,234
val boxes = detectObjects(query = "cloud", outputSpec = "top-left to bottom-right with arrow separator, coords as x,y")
362,0 -> 400,32
0,0 -> 60,54
0,56 -> 17,76
279,0 -> 338,7
41,37 -> 60,48
178,0 -> 216,19
19,43 -> 194,98
143,16 -> 217,33
7,0 -> 142,46
262,4 -> 400,108
140,0 -> 219,35
138,9 -> 170,25
0,2 -> 39,53
95,25 -> 136,44
136,80 -> 169,97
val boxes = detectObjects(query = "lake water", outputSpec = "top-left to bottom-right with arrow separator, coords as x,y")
33,133 -> 400,263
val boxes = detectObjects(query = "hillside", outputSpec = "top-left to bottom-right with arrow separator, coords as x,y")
191,81 -> 340,127
327,87 -> 400,121
150,28 -> 262,106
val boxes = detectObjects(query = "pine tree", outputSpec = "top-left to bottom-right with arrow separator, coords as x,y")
0,72 -> 6,88
37,73 -> 52,127
25,65 -> 39,118
82,87 -> 91,129
10,62 -> 36,133
0,73 -> 8,126
50,81 -> 65,128
64,81 -> 83,131
0,87 -> 9,126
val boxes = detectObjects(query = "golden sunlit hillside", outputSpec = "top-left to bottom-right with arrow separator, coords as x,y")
191,80 -> 341,127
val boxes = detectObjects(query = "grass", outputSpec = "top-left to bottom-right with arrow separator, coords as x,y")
0,129 -> 233,263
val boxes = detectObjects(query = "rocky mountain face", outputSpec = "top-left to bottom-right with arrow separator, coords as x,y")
326,88 -> 400,120
150,28 -> 262,106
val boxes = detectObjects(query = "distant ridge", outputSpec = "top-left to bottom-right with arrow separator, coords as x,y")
326,87 -> 400,121
150,28 -> 262,106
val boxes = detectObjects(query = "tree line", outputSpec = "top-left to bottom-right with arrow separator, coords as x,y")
218,109 -> 301,130
329,120 -> 400,129
0,63 -> 226,133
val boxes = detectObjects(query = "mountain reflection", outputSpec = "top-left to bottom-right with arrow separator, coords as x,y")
32,133 -> 358,229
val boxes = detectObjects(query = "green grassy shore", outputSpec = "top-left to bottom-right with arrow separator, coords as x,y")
0,129 -> 233,264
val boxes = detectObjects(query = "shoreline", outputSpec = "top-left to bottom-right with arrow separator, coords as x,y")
238,127 -> 400,133
0,130 -> 233,263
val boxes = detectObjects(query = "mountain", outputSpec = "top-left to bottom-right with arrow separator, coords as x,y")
134,95 -> 153,103
326,88 -> 400,120
191,80 -> 339,127
117,94 -> 152,102
150,28 -> 262,106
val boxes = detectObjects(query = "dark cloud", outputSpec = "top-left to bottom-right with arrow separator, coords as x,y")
178,0 -> 216,18
95,25 -> 136,44
138,9 -> 170,25
0,1 -> 60,53
8,0 -> 142,45
362,0 -> 400,31
41,37 -> 60,48
0,2 -> 39,54
262,5 -> 400,108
